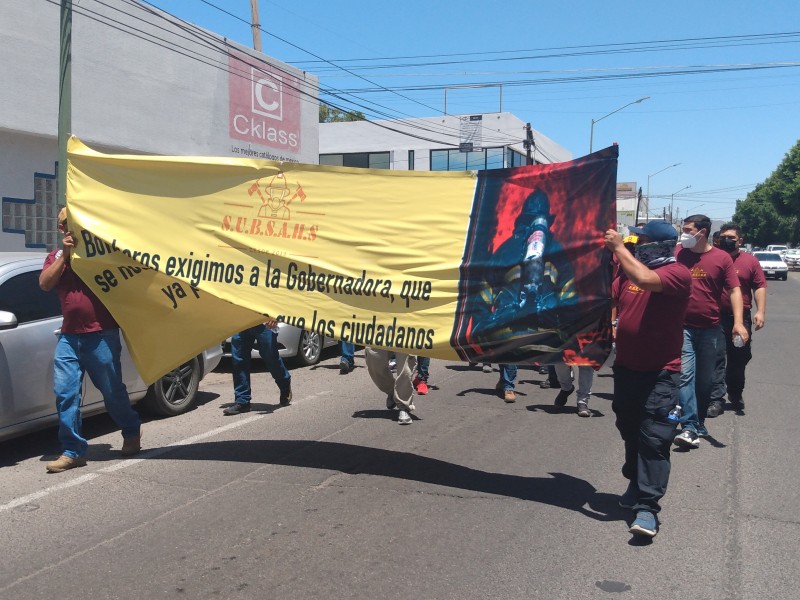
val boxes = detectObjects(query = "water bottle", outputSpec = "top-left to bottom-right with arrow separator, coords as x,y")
667,404 -> 682,422
733,334 -> 745,348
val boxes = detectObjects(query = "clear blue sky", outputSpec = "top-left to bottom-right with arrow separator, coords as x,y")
146,0 -> 800,221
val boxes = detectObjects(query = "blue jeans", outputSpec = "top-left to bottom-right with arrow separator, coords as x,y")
340,341 -> 355,365
499,364 -> 518,390
54,329 -> 141,459
231,325 -> 291,405
416,356 -> 430,381
679,326 -> 726,435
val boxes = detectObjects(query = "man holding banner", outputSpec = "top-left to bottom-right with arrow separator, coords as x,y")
40,209 -> 143,472
606,221 -> 691,538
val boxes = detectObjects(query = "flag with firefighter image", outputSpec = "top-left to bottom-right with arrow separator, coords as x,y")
65,137 -> 617,383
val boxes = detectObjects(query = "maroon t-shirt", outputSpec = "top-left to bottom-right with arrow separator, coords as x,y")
720,251 -> 767,313
43,249 -> 118,334
613,261 -> 692,372
676,247 -> 739,328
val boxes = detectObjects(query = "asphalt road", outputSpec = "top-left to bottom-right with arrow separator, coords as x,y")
2,273 -> 799,599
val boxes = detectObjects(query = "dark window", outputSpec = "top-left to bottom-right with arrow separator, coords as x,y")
319,152 -> 391,170
0,271 -> 62,324
430,147 -> 508,171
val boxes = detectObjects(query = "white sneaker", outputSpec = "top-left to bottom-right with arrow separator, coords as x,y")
673,429 -> 700,448
397,410 -> 412,425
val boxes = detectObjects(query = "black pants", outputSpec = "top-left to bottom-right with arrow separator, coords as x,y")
612,367 -> 680,514
719,310 -> 753,401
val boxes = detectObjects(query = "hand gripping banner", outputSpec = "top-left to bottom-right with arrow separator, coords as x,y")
66,137 -> 617,383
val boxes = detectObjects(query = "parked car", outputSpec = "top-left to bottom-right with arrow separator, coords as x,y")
783,249 -> 800,270
222,323 -> 340,366
766,244 -> 789,254
0,252 -> 222,442
753,251 -> 789,281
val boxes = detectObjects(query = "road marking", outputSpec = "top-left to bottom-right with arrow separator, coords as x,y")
0,413 -> 266,512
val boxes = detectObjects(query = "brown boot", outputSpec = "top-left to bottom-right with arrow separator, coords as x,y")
46,455 -> 87,473
121,430 -> 142,457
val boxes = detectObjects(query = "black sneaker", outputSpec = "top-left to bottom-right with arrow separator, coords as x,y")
279,387 -> 293,406
554,386 -> 574,406
540,379 -> 559,389
707,400 -> 724,418
730,395 -> 745,413
339,359 -> 353,374
223,403 -> 251,415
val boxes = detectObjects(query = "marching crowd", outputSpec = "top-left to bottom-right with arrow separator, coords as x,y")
40,208 -> 767,541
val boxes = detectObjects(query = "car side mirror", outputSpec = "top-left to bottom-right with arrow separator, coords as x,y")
0,310 -> 19,331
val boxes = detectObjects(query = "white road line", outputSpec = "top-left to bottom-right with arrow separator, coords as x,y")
0,473 -> 99,512
1,412 -> 267,512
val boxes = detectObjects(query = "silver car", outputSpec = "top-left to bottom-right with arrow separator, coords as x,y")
0,252 -> 222,442
222,323 -> 340,366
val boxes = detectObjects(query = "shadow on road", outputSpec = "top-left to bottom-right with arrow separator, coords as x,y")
147,438 -> 624,522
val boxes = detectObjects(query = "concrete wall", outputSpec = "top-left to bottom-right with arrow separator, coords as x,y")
1,0 -> 319,250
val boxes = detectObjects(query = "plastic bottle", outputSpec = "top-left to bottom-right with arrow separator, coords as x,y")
667,404 -> 682,422
733,335 -> 745,348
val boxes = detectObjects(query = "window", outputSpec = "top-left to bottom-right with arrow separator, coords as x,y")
319,152 -> 391,169
429,147 -> 509,171
408,150 -> 415,171
0,271 -> 62,324
506,148 -> 528,168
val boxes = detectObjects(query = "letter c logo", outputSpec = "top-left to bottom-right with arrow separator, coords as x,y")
255,78 -> 279,112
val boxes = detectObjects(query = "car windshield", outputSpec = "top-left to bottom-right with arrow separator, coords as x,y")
755,253 -> 782,261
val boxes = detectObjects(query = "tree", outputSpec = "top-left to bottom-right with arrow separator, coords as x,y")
733,138 -> 800,246
732,194 -> 794,247
319,103 -> 365,123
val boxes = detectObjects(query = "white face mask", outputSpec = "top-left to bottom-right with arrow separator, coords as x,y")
680,232 -> 699,249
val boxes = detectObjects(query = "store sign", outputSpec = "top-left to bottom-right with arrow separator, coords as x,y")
228,51 -> 302,152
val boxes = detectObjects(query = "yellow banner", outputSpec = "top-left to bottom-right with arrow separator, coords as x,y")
67,137 -> 617,383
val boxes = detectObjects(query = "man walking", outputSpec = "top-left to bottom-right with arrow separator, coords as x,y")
223,320 -> 292,414
40,209 -> 142,472
674,215 -> 747,448
605,221 -> 692,537
709,224 -> 767,415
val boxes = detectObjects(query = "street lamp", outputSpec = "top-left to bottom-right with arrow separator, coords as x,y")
589,96 -> 650,153
675,204 -> 705,227
669,185 -> 691,224
640,162 -> 680,223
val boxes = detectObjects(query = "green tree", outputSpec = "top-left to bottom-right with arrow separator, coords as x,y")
733,138 -> 800,246
319,103 -> 366,123
732,193 -> 794,247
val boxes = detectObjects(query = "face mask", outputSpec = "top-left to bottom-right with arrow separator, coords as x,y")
634,240 -> 677,266
718,237 -> 737,252
680,232 -> 699,249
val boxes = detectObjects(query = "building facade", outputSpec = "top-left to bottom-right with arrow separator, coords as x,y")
1,0 -> 319,251
320,113 -> 571,172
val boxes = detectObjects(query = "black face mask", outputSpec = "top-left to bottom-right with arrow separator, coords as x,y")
719,237 -> 737,252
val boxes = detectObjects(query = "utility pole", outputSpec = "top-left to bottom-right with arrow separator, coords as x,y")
522,123 -> 534,165
250,0 -> 262,52
58,0 -> 72,210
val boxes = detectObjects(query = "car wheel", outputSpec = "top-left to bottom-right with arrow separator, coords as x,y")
141,356 -> 201,416
292,330 -> 323,366
781,273 -> 788,281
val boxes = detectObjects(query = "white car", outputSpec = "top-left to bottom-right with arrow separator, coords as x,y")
782,249 -> 800,270
0,252 -> 222,442
753,251 -> 789,281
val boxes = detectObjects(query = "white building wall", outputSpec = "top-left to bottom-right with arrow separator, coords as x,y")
320,113 -> 571,169
1,0 -> 319,251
